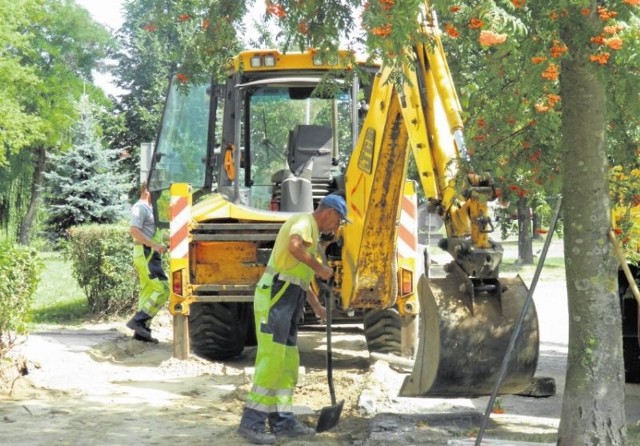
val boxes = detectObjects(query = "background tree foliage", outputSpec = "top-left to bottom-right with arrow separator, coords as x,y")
434,1 -> 639,246
109,0 -> 245,191
0,0 -> 114,243
0,0 -> 44,164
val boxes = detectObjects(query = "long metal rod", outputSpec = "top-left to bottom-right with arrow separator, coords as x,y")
475,196 -> 563,445
609,229 -> 640,305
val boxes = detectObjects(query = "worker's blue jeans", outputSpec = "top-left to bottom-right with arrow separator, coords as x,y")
240,407 -> 296,432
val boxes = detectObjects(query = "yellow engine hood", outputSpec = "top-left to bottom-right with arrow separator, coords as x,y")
191,193 -> 297,223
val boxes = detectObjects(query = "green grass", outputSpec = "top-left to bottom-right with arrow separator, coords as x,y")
500,238 -> 567,283
30,251 -> 88,325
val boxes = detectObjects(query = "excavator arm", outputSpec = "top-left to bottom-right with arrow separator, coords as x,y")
411,12 -> 502,277
340,67 -> 410,311
339,2 -> 540,397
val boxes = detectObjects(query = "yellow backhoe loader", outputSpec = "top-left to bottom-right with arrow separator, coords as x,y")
147,2 -> 542,396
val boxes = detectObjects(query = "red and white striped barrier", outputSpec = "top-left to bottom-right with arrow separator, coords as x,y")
398,187 -> 418,261
170,185 -> 190,260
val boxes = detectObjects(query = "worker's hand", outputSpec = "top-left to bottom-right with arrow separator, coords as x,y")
316,265 -> 333,281
153,243 -> 167,254
314,304 -> 327,322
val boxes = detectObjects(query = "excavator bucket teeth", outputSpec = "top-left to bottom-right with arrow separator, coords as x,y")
400,274 -> 538,397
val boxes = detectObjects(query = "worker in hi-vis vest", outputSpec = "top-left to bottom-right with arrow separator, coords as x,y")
237,193 -> 349,444
126,182 -> 169,343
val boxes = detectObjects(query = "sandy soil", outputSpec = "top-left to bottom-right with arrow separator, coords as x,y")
2,244 -> 640,445
0,314 -> 376,446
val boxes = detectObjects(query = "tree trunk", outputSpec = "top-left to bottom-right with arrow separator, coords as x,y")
18,147 -> 46,245
557,10 -> 626,444
532,211 -> 542,240
517,197 -> 534,264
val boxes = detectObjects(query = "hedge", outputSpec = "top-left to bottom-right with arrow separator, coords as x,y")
0,242 -> 42,356
67,224 -> 139,316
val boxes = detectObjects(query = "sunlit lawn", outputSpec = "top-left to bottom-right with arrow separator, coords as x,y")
31,251 -> 88,325
499,238 -> 567,283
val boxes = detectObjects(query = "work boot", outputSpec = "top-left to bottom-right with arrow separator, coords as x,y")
126,311 -> 154,342
273,418 -> 316,438
133,329 -> 159,344
236,425 -> 276,444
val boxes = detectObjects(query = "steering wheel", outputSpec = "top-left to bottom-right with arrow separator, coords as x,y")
223,144 -> 235,181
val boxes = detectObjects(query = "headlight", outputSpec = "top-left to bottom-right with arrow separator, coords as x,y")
250,55 -> 262,68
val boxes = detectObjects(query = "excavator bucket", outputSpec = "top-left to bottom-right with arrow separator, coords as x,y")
400,274 -> 538,397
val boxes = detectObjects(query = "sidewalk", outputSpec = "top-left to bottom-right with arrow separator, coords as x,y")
375,237 -> 640,444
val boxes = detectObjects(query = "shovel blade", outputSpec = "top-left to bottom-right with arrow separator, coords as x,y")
316,400 -> 344,433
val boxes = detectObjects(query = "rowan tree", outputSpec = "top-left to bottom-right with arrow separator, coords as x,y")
0,0 -> 114,243
110,0 -> 245,187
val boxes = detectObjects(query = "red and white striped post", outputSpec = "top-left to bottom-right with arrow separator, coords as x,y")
397,181 -> 419,358
169,183 -> 191,359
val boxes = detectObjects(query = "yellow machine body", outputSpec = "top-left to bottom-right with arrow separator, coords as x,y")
151,1 -> 539,396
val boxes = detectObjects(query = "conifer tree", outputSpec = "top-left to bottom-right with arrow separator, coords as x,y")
44,94 -> 128,239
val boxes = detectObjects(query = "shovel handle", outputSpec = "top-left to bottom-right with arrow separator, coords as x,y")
321,277 -> 338,406
316,248 -> 339,406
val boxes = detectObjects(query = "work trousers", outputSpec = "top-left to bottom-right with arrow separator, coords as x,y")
133,245 -> 169,318
241,274 -> 307,431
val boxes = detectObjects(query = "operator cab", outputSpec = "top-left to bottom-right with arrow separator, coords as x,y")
147,52 -> 375,225
217,75 -> 360,212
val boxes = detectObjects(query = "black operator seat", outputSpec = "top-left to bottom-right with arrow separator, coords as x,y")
287,124 -> 333,180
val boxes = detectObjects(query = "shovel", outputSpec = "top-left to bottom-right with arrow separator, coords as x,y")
316,279 -> 344,433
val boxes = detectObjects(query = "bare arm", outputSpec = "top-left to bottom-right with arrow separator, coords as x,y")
288,234 -> 333,280
130,226 -> 166,254
306,287 -> 327,321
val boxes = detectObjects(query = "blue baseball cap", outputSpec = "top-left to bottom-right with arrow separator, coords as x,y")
320,194 -> 351,223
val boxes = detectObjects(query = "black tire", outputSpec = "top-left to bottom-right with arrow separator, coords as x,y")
619,264 -> 640,383
245,309 -> 257,347
623,336 -> 640,383
363,308 -> 402,355
423,248 -> 430,278
189,302 -> 253,360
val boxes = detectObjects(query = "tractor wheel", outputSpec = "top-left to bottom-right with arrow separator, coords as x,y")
620,264 -> 640,383
245,309 -> 257,347
623,336 -> 640,383
189,302 -> 253,360
363,308 -> 402,356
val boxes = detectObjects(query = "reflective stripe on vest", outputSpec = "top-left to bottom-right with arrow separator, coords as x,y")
264,266 -> 309,290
